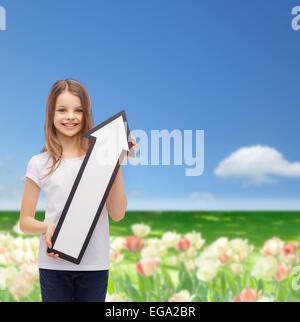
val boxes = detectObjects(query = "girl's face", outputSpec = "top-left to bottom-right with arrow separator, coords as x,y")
53,91 -> 84,138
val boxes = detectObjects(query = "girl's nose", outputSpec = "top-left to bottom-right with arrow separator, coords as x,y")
66,112 -> 76,120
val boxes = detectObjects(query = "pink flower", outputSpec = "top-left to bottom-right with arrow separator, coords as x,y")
136,257 -> 160,276
176,238 -> 191,252
111,250 -> 124,264
234,288 -> 262,302
218,253 -> 231,265
239,250 -> 248,261
282,242 -> 299,255
125,235 -> 144,252
275,262 -> 291,282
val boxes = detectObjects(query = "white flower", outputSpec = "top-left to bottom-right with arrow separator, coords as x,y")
12,221 -> 24,235
162,232 -> 181,249
29,237 -> 40,253
185,260 -> 196,272
8,250 -> 25,265
278,253 -> 297,265
261,237 -> 284,257
196,260 -> 219,282
0,268 -> 6,290
131,223 -> 151,238
111,237 -> 126,251
196,247 -> 219,264
229,238 -> 247,253
142,239 -> 166,258
252,256 -> 278,281
23,250 -> 35,263
106,293 -> 128,302
0,252 -> 8,266
0,233 -> 13,248
211,237 -> 229,254
9,271 -> 34,299
141,246 -> 157,258
168,290 -> 194,302
10,237 -> 25,251
4,266 -> 19,289
184,246 -> 198,258
227,238 -> 254,262
184,231 -> 205,250
257,295 -> 274,302
230,263 -> 243,275
21,262 -> 39,281
146,238 -> 162,248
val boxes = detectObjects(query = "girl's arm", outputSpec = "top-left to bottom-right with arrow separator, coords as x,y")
19,178 -> 49,234
106,135 -> 138,221
106,166 -> 127,221
19,178 -> 63,261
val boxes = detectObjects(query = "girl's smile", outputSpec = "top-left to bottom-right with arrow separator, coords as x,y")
62,123 -> 79,128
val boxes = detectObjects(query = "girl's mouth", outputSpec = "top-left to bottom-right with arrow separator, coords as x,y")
62,123 -> 79,128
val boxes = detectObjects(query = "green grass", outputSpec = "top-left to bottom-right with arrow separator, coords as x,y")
1,210 -> 300,248
112,210 -> 300,247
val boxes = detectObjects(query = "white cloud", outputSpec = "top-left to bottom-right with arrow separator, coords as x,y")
189,192 -> 214,200
130,189 -> 146,197
214,145 -> 300,186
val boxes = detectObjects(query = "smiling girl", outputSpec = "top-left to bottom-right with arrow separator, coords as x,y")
19,79 -> 137,302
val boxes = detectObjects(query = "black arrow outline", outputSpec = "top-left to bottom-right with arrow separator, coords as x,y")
47,110 -> 134,264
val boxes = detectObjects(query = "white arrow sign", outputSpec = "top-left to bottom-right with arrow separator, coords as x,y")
47,110 -> 134,264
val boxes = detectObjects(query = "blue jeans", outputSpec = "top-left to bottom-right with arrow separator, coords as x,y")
39,268 -> 109,302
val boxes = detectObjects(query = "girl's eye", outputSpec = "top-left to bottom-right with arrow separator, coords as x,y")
57,109 -> 83,112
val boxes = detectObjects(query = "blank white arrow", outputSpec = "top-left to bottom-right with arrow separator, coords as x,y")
48,110 -> 132,264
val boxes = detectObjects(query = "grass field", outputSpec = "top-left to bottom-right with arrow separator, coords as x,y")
1,210 -> 300,247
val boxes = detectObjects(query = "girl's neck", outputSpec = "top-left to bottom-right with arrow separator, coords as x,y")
57,133 -> 86,159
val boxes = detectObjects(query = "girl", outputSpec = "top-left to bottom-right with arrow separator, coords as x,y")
19,79 -> 137,302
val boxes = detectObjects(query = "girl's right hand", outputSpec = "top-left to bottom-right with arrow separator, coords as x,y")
45,222 -> 64,261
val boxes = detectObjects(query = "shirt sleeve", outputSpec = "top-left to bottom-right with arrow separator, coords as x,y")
25,156 -> 42,189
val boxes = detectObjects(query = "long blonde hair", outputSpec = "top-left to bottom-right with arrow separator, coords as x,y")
40,79 -> 94,179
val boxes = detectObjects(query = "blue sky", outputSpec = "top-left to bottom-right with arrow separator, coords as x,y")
0,0 -> 300,210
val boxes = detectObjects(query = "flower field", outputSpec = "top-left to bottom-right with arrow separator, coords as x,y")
0,211 -> 300,302
108,228 -> 300,302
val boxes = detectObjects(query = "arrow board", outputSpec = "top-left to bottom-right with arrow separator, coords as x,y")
47,110 -> 134,264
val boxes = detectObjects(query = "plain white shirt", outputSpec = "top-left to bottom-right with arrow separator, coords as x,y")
25,151 -> 110,271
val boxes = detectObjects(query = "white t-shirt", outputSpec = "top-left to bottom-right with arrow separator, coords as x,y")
25,151 -> 110,271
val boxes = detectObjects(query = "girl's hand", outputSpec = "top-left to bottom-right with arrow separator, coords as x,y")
129,135 -> 138,158
121,134 -> 138,165
45,222 -> 64,261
